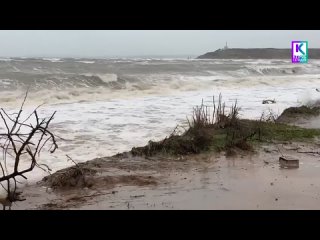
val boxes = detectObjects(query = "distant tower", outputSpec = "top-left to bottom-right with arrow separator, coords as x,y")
224,41 -> 228,50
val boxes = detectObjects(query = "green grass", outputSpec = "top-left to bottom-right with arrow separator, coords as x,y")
206,120 -> 320,153
210,131 -> 228,152
256,121 -> 320,142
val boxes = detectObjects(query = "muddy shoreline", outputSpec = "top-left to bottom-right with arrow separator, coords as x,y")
14,140 -> 320,210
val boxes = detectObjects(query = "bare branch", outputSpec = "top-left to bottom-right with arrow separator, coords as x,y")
0,108 -> 16,123
0,92 -> 58,209
36,163 -> 52,173
0,112 -> 10,133
66,154 -> 79,167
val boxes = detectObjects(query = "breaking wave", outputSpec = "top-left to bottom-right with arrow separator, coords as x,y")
1,58 -> 320,106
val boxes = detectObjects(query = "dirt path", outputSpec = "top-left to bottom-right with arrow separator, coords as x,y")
13,141 -> 320,210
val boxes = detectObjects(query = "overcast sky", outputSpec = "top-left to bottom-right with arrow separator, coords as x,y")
0,30 -> 319,58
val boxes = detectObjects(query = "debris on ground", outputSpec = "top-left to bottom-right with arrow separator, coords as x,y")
279,156 -> 299,168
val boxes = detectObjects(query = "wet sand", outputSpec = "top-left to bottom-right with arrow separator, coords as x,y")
14,140 -> 320,210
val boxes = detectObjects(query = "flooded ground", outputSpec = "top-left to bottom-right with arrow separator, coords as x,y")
14,140 -> 320,210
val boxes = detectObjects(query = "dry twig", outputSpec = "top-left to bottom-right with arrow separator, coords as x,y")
0,91 -> 58,209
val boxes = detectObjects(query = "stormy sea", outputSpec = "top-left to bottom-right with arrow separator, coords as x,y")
0,57 -> 319,184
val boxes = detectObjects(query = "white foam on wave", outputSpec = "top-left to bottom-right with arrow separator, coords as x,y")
96,73 -> 118,83
42,58 -> 64,63
1,73 -> 320,109
0,79 -> 12,85
0,58 -> 13,62
76,61 -> 95,64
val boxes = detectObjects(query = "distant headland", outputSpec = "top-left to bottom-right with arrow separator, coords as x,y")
197,48 -> 320,59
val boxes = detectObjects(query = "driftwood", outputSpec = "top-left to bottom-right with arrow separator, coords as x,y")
262,99 -> 276,104
0,91 -> 58,210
